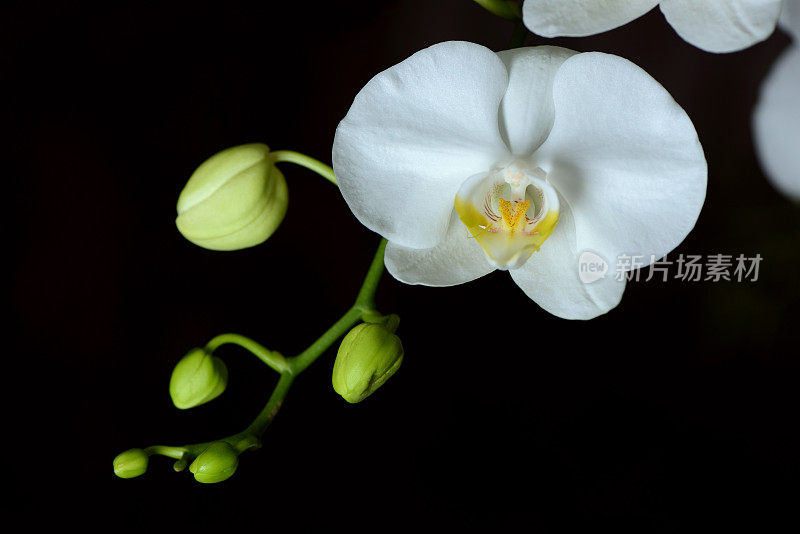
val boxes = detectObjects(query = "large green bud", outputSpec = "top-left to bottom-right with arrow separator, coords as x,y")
176,143 -> 288,251
189,441 -> 239,483
169,348 -> 228,410
113,448 -> 149,479
332,319 -> 403,403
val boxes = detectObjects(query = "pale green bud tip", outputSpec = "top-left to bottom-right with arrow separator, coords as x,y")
113,448 -> 149,479
473,0 -> 521,21
176,143 -> 288,251
332,322 -> 403,403
169,348 -> 228,410
189,441 -> 239,483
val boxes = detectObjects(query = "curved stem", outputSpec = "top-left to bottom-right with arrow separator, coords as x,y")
168,430 -> 260,460
205,333 -> 288,374
271,150 -> 337,186
288,306 -> 363,375
130,238 -> 388,473
290,237 -> 388,374
355,238 -> 387,311
244,373 -> 295,437
144,445 -> 186,460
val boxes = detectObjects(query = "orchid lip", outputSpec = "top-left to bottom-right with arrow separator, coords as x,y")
455,161 -> 560,270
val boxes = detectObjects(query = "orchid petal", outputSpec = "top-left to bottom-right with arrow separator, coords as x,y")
533,52 -> 706,269
333,41 -> 511,249
753,45 -> 800,200
510,197 -> 626,320
384,210 -> 495,286
660,0 -> 782,53
522,0 -> 659,37
779,0 -> 800,40
496,46 -> 578,157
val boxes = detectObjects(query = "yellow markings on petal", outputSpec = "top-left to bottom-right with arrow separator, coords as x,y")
455,193 -> 559,270
532,209 -> 559,250
454,196 -> 491,238
497,198 -> 530,232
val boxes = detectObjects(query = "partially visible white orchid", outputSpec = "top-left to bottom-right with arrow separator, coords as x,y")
332,42 -> 706,320
522,0 -> 784,53
754,2 -> 800,200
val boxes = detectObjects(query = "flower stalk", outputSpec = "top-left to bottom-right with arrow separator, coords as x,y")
271,150 -> 338,186
120,234 -> 389,478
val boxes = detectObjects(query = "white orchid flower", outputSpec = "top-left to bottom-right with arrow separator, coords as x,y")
522,0 -> 784,53
754,2 -> 800,200
332,42 -> 706,320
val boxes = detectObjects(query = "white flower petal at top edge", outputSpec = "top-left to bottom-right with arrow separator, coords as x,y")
522,0 -> 660,37
533,52 -> 707,269
333,41 -> 511,249
660,0 -> 783,53
522,0 -> 782,53
753,45 -> 800,200
510,196 -> 627,320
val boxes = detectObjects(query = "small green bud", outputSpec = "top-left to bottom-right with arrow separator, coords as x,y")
332,320 -> 403,403
473,0 -> 522,21
176,143 -> 288,251
113,448 -> 149,479
189,441 -> 239,483
169,348 -> 228,409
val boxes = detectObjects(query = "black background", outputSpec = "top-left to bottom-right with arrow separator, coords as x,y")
5,0 -> 800,530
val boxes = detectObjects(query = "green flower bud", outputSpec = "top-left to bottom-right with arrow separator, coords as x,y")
113,448 -> 149,479
176,143 -> 288,251
169,348 -> 228,410
473,0 -> 522,21
189,441 -> 239,483
332,320 -> 403,403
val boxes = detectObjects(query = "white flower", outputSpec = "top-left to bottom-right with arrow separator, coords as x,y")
332,42 -> 706,320
522,0 -> 783,53
754,2 -> 800,200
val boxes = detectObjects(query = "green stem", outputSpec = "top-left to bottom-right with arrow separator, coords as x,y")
289,238 -> 387,374
144,445 -> 186,459
271,150 -> 337,186
244,373 -> 296,437
288,307 -> 363,376
205,333 -> 289,374
355,238 -> 387,311
137,238 -> 389,466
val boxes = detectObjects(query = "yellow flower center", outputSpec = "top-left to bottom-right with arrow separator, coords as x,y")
454,163 -> 559,270
497,198 -> 530,232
